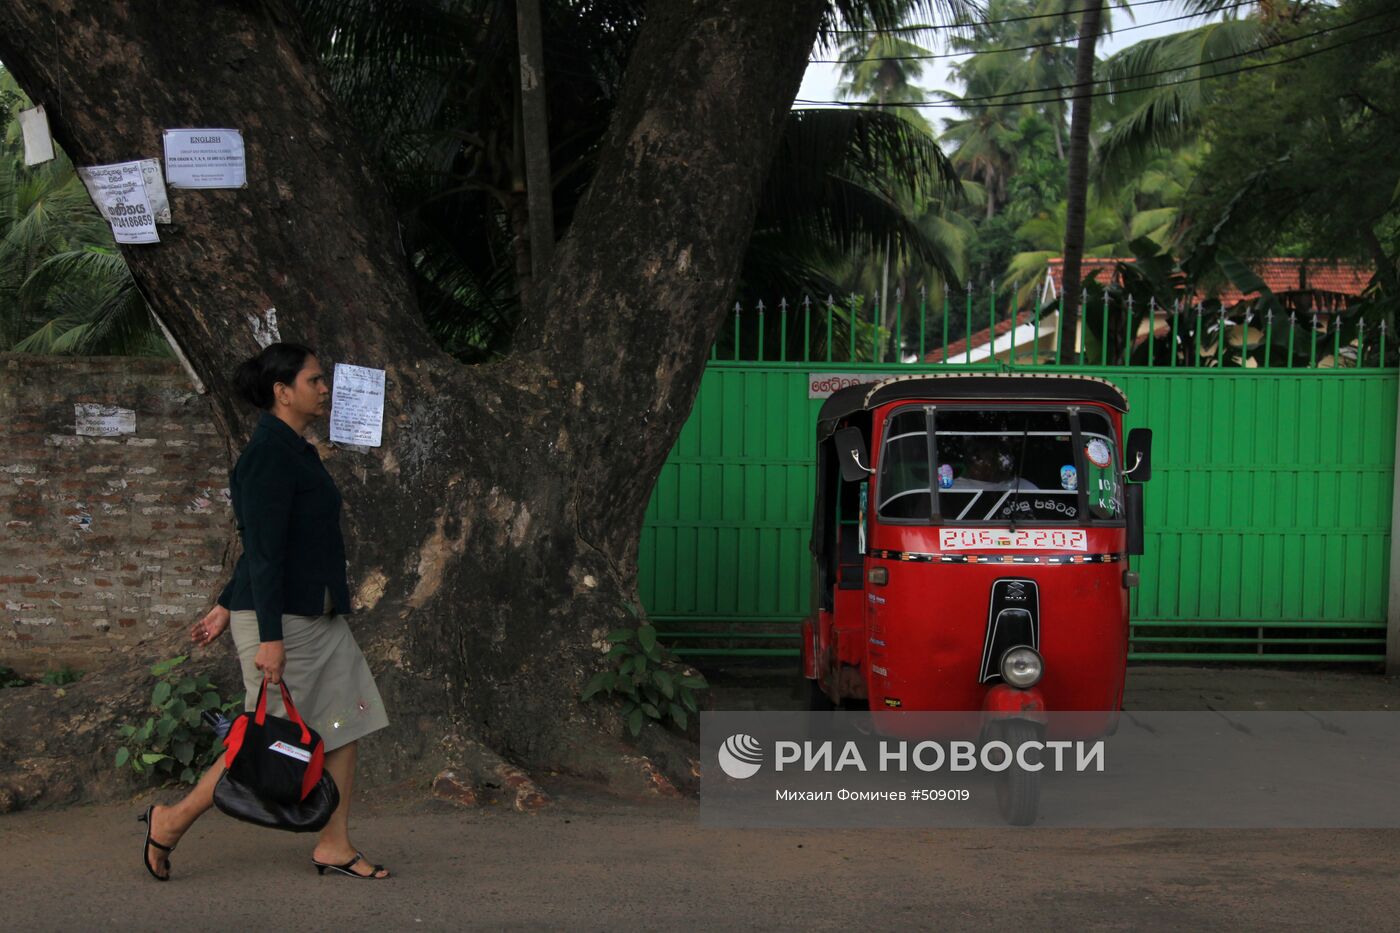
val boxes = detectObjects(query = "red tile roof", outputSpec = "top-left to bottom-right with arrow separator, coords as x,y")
927,308 -> 1040,362
1045,257 -> 1371,307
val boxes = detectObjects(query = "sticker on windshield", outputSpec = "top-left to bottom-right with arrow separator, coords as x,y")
937,463 -> 954,489
1060,464 -> 1078,490
939,529 -> 1088,551
1085,438 -> 1112,468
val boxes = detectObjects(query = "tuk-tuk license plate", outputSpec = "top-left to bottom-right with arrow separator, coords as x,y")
938,529 -> 1087,551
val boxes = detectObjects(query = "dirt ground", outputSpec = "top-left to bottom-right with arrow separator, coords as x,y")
4,664 -> 1400,932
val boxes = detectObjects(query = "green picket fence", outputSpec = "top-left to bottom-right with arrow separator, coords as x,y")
641,290 -> 1396,663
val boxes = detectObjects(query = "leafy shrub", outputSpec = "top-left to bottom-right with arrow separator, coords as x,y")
583,612 -> 707,738
0,666 -> 28,688
40,666 -> 81,686
115,655 -> 242,785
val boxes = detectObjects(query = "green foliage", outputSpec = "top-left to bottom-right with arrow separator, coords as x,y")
39,665 -> 81,686
0,665 -> 28,688
1180,0 -> 1400,280
114,655 -> 243,786
0,67 -> 164,355
582,612 -> 708,739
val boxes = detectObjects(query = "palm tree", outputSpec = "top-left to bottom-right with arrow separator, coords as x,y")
0,69 -> 161,354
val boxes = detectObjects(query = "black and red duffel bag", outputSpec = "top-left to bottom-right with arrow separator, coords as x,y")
213,676 -> 339,834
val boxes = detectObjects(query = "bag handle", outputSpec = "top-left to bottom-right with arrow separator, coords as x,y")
253,676 -> 312,745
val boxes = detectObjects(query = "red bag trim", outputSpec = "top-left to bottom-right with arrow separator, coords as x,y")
223,714 -> 249,769
301,739 -> 325,801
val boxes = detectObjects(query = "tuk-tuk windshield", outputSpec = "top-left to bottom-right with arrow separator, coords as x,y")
877,407 -> 1113,524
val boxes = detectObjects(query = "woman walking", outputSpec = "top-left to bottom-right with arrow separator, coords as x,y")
140,343 -> 391,880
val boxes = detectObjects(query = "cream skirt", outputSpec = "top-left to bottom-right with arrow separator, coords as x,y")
229,596 -> 388,752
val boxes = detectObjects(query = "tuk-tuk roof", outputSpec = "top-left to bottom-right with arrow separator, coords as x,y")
817,373 -> 1128,440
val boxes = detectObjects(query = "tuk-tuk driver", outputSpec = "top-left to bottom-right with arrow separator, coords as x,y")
949,436 -> 1040,491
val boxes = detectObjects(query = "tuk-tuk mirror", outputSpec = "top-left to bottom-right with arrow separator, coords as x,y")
833,427 -> 874,483
1124,428 -> 1153,482
1125,483 -> 1145,556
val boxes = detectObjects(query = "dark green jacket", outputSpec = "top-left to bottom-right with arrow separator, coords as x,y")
217,413 -> 352,641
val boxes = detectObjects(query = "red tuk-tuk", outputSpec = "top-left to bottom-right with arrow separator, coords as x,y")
800,374 -> 1151,822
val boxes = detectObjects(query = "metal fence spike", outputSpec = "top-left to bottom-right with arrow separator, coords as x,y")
734,301 -> 741,313
778,297 -> 787,312
802,294 -> 812,310
896,285 -> 903,301
920,284 -> 928,299
756,299 -> 765,312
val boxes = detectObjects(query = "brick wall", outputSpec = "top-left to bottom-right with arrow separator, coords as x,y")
1,355 -> 232,675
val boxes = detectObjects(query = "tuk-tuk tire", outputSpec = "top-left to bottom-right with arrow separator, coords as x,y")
994,719 -> 1042,826
805,676 -> 835,712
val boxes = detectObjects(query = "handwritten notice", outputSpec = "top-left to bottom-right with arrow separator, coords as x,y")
18,105 -> 54,165
329,364 -> 385,448
76,162 -> 159,244
162,128 -> 247,189
75,404 -> 137,437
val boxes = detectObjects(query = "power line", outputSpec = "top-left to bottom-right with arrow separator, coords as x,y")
826,0 -> 1179,35
797,9 -> 1395,110
810,2 -> 1254,64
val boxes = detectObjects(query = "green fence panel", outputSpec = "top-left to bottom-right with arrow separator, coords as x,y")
641,364 -> 1397,663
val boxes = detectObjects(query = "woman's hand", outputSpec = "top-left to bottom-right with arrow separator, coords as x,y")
190,605 -> 231,647
254,640 -> 286,684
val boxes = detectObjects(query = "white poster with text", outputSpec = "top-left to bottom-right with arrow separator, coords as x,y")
76,162 -> 159,244
162,128 -> 246,189
329,364 -> 385,448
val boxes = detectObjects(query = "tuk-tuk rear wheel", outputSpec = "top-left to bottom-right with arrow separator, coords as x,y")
994,719 -> 1042,826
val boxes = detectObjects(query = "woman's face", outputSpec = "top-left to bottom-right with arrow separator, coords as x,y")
275,355 -> 330,420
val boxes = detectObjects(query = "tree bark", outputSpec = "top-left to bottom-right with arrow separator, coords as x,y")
0,0 -> 826,806
1058,0 -> 1104,363
516,0 -> 555,294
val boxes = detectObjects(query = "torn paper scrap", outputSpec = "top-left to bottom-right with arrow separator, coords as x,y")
19,105 -> 55,165
75,404 -> 137,437
246,307 -> 280,348
162,128 -> 246,189
329,363 -> 386,448
76,161 -> 159,244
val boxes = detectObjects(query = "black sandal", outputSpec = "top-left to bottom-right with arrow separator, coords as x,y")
312,852 -> 389,879
137,805 -> 175,881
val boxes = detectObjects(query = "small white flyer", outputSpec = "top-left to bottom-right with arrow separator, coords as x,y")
138,158 -> 172,224
162,128 -> 246,189
18,105 -> 55,165
329,364 -> 385,448
76,162 -> 159,244
75,404 -> 137,437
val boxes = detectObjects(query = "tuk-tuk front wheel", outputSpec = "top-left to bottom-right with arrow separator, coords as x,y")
994,719 -> 1042,826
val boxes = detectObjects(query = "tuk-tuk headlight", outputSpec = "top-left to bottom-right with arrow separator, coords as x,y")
1000,647 -> 1043,688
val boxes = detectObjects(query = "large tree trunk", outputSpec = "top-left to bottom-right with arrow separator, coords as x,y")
0,0 -> 826,807
1058,0 -> 1104,363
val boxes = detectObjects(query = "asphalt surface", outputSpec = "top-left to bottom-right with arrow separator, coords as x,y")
4,664 -> 1400,932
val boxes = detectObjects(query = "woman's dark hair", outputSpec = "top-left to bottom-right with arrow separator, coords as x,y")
232,342 -> 317,410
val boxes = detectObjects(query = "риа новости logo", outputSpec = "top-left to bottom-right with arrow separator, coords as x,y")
717,734 -> 764,779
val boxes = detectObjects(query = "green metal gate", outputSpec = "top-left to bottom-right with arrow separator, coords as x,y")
640,294 -> 1397,663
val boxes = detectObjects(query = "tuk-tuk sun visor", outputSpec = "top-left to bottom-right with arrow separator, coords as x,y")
817,374 -> 1128,442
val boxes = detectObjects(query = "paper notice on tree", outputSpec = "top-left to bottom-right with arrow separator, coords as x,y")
76,161 -> 159,244
18,105 -> 55,165
74,404 -> 137,437
162,128 -> 246,188
138,158 -> 172,224
329,364 -> 385,448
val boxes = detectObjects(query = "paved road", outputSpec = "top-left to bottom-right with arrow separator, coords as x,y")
6,794 -> 1400,931
5,665 -> 1400,931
